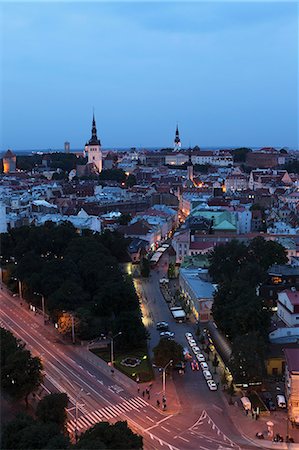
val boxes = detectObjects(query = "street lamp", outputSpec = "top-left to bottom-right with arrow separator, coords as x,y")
162,359 -> 173,399
75,388 -> 83,443
110,332 -> 122,367
34,292 -> 46,324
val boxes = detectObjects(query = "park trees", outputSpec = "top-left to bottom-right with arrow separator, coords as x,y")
153,339 -> 183,368
75,421 -> 143,449
36,393 -> 69,431
1,225 -> 146,349
1,328 -> 43,407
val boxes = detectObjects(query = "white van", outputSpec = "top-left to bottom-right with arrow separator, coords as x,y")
276,394 -> 287,408
241,396 -> 251,411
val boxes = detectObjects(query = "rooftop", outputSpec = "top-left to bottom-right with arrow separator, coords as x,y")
284,348 -> 299,374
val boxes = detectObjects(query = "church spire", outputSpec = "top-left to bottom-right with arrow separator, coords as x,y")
174,123 -> 181,151
89,113 -> 101,146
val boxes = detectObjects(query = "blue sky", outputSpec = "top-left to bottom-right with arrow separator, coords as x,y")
1,1 -> 298,150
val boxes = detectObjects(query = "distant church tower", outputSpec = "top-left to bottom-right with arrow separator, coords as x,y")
174,124 -> 181,151
84,114 -> 102,173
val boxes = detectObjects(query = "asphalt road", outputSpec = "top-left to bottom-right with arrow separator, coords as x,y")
0,268 -> 271,450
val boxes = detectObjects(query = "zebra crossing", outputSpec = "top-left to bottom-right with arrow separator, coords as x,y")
67,396 -> 149,434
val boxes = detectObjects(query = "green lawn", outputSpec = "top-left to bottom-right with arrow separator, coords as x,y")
91,348 -> 155,383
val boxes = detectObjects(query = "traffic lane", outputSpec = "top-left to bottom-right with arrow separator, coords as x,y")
0,305 -> 156,418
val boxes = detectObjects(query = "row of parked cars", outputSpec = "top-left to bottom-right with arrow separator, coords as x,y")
185,332 -> 217,391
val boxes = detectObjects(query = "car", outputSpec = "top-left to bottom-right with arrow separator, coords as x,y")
183,347 -> 193,361
156,321 -> 169,331
196,353 -> 205,362
276,395 -> 287,408
200,362 -> 209,371
191,360 -> 199,371
160,331 -> 175,338
202,370 -> 212,380
185,332 -> 193,340
189,339 -> 197,347
173,362 -> 186,372
192,346 -> 201,354
207,380 -> 217,390
267,400 -> 276,411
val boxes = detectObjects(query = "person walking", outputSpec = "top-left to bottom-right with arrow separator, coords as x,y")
156,399 -> 160,408
142,390 -> 145,398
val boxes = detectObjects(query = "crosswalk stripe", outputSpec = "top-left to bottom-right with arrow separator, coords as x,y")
89,411 -> 102,422
105,405 -> 122,416
128,398 -> 145,408
134,396 -> 148,406
116,403 -> 132,413
78,416 -> 93,428
101,408 -> 115,418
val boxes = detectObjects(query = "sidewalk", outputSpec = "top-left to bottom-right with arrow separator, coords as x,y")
138,373 -> 181,416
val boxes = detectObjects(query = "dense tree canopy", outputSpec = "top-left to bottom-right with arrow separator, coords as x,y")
75,421 -> 143,449
231,147 -> 252,163
1,328 -> 43,406
36,393 -> 68,431
1,224 -> 146,348
1,413 -> 70,449
153,339 -> 183,368
229,332 -> 267,383
209,237 -> 287,383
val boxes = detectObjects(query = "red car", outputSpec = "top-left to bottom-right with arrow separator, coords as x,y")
191,360 -> 200,371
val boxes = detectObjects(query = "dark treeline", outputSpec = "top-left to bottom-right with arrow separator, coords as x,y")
1,223 -> 147,349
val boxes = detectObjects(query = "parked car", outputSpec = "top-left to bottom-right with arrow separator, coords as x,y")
200,362 -> 209,371
160,331 -> 175,338
202,370 -> 212,380
189,339 -> 197,347
207,380 -> 217,391
267,400 -> 276,411
192,346 -> 201,354
191,360 -> 199,371
156,321 -> 169,331
185,332 -> 193,340
196,353 -> 205,362
276,395 -> 287,408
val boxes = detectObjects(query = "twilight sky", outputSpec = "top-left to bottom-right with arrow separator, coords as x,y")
1,1 -> 298,150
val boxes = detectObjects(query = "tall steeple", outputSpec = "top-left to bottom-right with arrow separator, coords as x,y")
84,112 -> 102,173
174,124 -> 181,151
89,113 -> 101,146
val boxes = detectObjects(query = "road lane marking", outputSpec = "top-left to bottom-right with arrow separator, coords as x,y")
146,416 -> 155,422
1,307 -> 179,450
177,436 -> 189,442
145,414 -> 174,431
160,426 -> 170,432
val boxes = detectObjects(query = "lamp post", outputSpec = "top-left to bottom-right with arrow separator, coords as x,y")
34,292 -> 46,324
110,332 -> 122,367
162,359 -> 173,399
75,388 -> 83,443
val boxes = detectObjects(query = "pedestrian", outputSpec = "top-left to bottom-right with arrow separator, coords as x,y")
142,390 -> 145,398
146,388 -> 149,395
137,386 -> 140,394
149,383 -> 153,390
148,393 -> 150,400
156,400 -> 160,407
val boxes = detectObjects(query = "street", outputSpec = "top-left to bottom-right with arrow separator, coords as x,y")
0,265 -> 276,450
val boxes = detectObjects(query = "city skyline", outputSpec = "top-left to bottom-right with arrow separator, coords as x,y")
1,2 -> 298,150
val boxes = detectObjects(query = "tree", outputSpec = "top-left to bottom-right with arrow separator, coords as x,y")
248,237 -> 288,271
57,312 -> 80,339
1,328 -> 43,407
167,263 -> 176,279
126,174 -> 137,188
36,393 -> 68,431
1,413 -> 70,449
229,332 -> 267,384
75,421 -> 143,449
208,240 -> 248,283
212,354 -> 219,374
140,257 -> 150,278
153,339 -> 183,367
231,147 -> 252,163
118,213 -> 132,226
